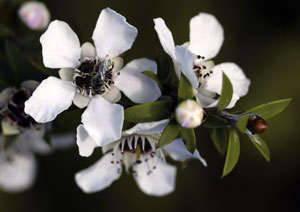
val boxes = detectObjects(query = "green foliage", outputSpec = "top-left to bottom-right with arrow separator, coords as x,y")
180,128 -> 196,153
124,101 -> 173,123
236,115 -> 249,133
218,73 -> 233,111
245,99 -> 292,120
222,128 -> 240,177
203,113 -> 228,128
158,122 -> 180,148
209,127 -> 227,155
178,74 -> 194,102
248,134 -> 271,162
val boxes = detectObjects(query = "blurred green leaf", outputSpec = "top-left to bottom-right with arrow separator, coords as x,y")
143,71 -> 162,90
124,101 -> 173,123
236,115 -> 249,133
248,134 -> 271,162
5,40 -> 20,80
158,122 -> 180,148
245,99 -> 292,120
178,74 -> 193,102
203,113 -> 228,128
218,73 -> 233,111
209,127 -> 227,155
0,24 -> 14,37
180,128 -> 196,153
222,128 -> 240,177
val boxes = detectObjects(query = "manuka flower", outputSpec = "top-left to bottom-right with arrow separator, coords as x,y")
25,8 -> 161,146
75,120 -> 206,196
154,13 -> 250,108
0,81 -> 52,192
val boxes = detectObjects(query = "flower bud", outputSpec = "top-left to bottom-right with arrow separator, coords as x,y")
247,115 -> 269,134
18,1 -> 50,31
176,100 -> 204,128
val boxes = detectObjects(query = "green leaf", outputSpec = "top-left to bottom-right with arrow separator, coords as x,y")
245,99 -> 292,120
218,73 -> 233,111
143,71 -> 162,90
248,134 -> 270,162
158,122 -> 180,148
222,128 -> 240,177
124,101 -> 173,123
236,115 -> 249,133
203,113 -> 228,128
178,74 -> 194,102
180,128 -> 196,153
209,128 -> 227,155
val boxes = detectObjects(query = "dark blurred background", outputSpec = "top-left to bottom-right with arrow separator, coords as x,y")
1,0 -> 300,211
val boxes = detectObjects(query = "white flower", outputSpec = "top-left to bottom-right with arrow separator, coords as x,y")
25,8 -> 161,146
75,120 -> 207,196
154,13 -> 250,108
18,1 -> 50,30
176,100 -> 204,128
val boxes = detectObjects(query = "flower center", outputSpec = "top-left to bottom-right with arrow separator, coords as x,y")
73,57 -> 115,97
193,55 -> 214,85
2,89 -> 37,129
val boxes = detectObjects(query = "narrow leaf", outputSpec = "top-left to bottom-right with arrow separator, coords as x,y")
245,99 -> 292,120
124,101 -> 173,123
209,128 -> 227,155
248,134 -> 270,162
180,128 -> 196,153
236,115 -> 249,133
222,128 -> 240,177
218,73 -> 233,111
178,74 -> 194,102
203,113 -> 228,128
158,122 -> 180,147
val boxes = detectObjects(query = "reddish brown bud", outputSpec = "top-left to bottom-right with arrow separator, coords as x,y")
247,115 -> 269,134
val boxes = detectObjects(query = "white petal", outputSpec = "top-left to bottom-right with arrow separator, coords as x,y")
40,20 -> 81,68
153,18 -> 176,60
81,95 -> 123,146
76,125 -> 98,157
115,59 -> 161,103
203,63 -> 250,108
102,86 -> 121,103
189,13 -> 224,60
59,68 -> 74,81
0,151 -> 36,192
92,8 -> 138,59
164,138 -> 207,166
25,77 -> 76,123
124,120 -> 169,136
81,42 -> 96,59
175,45 -> 199,88
111,57 -> 124,74
20,80 -> 40,92
133,156 -> 176,196
75,153 -> 121,193
73,93 -> 90,109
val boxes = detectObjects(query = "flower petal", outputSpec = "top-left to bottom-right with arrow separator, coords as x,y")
73,93 -> 90,109
25,77 -> 76,123
164,138 -> 207,166
175,45 -> 199,88
75,153 -> 121,193
102,86 -> 121,103
40,20 -> 81,68
81,42 -> 96,59
0,150 -> 36,193
20,80 -> 40,92
76,125 -> 98,157
189,13 -> 224,60
114,59 -> 161,103
153,18 -> 176,60
124,120 -> 169,136
58,68 -> 74,81
81,95 -> 123,146
92,8 -> 138,59
133,156 -> 176,196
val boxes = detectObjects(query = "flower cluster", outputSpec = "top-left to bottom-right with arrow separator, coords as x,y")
0,3 -> 291,196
